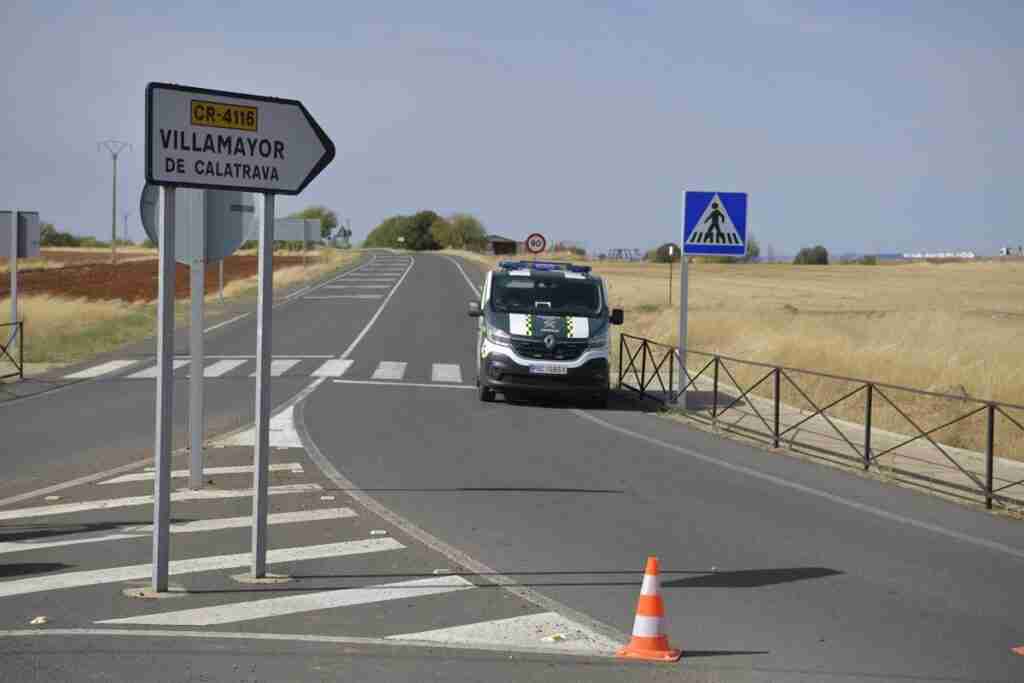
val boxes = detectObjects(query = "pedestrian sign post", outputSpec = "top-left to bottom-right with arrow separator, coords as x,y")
678,191 -> 750,406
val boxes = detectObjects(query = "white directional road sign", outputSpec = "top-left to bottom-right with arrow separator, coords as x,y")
682,191 -> 748,256
146,82 -> 335,195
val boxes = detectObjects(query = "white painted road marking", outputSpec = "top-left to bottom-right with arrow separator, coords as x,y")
333,379 -> 473,390
262,358 -> 303,377
311,359 -> 353,378
101,463 -> 303,484
99,575 -> 474,626
0,538 -> 404,599
213,405 -> 304,448
306,295 -> 384,300
200,359 -> 249,378
0,508 -> 356,556
126,359 -> 188,379
371,361 -> 407,381
63,360 -> 139,379
431,363 -> 463,383
324,284 -> 391,289
388,611 -> 620,654
0,484 -> 322,521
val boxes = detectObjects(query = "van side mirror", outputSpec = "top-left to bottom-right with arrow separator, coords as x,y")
610,308 -> 624,325
468,302 -> 482,317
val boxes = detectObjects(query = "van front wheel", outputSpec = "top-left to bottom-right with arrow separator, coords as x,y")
478,382 -> 495,402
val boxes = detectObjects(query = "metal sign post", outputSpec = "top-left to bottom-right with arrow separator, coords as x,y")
189,197 -> 207,490
251,193 -> 274,578
9,212 -> 16,348
152,187 -> 176,592
678,191 -> 748,407
668,245 -> 674,305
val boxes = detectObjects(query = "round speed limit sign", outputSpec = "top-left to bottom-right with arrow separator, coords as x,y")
525,232 -> 547,254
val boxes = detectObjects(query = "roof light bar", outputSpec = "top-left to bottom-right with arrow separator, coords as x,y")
497,260 -> 591,274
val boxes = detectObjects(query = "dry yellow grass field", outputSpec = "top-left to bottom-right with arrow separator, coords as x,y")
449,250 -> 1024,458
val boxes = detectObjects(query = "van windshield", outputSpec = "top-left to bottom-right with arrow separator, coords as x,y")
490,274 -> 602,316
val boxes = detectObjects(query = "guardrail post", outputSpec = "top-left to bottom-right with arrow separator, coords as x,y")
669,347 -> 675,404
640,340 -> 648,399
773,367 -> 780,448
986,403 -> 995,510
19,322 -> 23,379
864,383 -> 873,471
711,356 -> 719,419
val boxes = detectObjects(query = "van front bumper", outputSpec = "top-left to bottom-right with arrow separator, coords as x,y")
480,352 -> 609,395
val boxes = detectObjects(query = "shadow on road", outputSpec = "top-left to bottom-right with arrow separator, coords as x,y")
0,562 -> 72,578
663,567 -> 842,588
0,519 -> 190,543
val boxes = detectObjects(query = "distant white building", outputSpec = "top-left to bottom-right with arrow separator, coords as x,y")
902,251 -> 976,260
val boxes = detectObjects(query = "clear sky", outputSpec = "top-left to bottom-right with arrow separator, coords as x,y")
2,1 -> 1021,255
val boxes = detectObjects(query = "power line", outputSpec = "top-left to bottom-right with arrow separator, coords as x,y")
98,139 -> 132,264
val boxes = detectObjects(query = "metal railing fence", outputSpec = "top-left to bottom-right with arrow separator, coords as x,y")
0,321 -> 23,381
617,333 -> 1024,510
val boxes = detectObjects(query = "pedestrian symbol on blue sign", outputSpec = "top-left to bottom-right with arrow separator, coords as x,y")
682,191 -> 748,255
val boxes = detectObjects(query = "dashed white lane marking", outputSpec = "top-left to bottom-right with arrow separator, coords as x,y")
0,508 -> 356,556
305,294 -> 384,300
371,361 -> 407,381
200,359 -> 248,378
332,379 -> 473,390
0,484 -> 321,521
63,360 -> 139,379
98,575 -> 474,627
431,363 -> 463,384
311,359 -> 353,378
101,463 -> 303,484
0,538 -> 403,599
256,358 -> 303,377
387,611 -> 620,654
126,359 -> 188,379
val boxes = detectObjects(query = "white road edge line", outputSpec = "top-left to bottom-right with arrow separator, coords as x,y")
98,575 -> 475,626
443,254 -> 482,297
0,629 -> 615,658
571,409 -> 1024,562
338,255 -> 415,360
0,538 -> 403,599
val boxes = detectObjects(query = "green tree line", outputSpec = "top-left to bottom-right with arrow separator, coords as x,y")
363,211 -> 487,251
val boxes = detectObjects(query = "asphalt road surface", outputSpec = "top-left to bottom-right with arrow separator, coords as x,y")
1,250 -> 1022,682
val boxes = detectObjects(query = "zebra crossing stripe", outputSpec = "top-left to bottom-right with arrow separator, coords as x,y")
126,360 -> 188,379
431,364 -> 462,383
259,358 -> 303,377
0,484 -> 322,521
200,359 -> 249,378
0,538 -> 403,600
325,284 -> 391,289
101,463 -> 304,484
0,508 -> 356,556
98,575 -> 473,626
312,359 -> 353,378
306,295 -> 384,300
372,361 -> 407,380
63,360 -> 139,379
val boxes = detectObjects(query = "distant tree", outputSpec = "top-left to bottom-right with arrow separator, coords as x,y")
448,213 -> 487,250
650,243 -> 681,263
794,245 -> 829,265
763,243 -> 777,263
741,234 -> 761,263
364,211 -> 441,250
289,205 -> 338,240
39,223 -> 82,247
430,216 -> 454,247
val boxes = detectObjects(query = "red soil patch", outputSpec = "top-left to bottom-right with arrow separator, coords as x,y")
0,254 -> 308,302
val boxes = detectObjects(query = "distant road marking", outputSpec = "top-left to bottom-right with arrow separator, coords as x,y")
0,508 -> 355,556
101,462 -> 303,484
572,409 -> 1024,562
337,257 -> 415,359
332,379 -> 473,390
431,364 -> 463,383
443,254 -> 483,297
306,294 -> 383,300
388,611 -> 619,654
0,483 -> 322,521
200,359 -> 248,378
98,575 -> 473,626
0,538 -> 403,600
126,359 -> 188,379
311,359 -> 353,378
371,361 -> 407,381
324,284 -> 391,289
63,360 -> 138,379
259,358 -> 303,377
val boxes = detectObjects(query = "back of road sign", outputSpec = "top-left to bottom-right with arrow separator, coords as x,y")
140,184 -> 257,264
682,192 -> 748,256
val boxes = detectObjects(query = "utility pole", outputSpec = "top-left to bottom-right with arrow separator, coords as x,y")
123,210 -> 131,247
99,140 -> 132,264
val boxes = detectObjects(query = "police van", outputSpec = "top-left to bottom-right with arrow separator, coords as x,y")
468,260 -> 624,406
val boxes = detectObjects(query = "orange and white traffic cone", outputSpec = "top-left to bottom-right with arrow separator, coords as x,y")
617,556 -> 682,662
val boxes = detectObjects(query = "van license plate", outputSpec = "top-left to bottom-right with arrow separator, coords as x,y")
529,365 -> 568,375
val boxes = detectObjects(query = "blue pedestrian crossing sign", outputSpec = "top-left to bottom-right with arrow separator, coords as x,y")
682,191 -> 748,255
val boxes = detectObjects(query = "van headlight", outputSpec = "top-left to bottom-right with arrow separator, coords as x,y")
587,331 -> 608,348
486,326 -> 512,346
